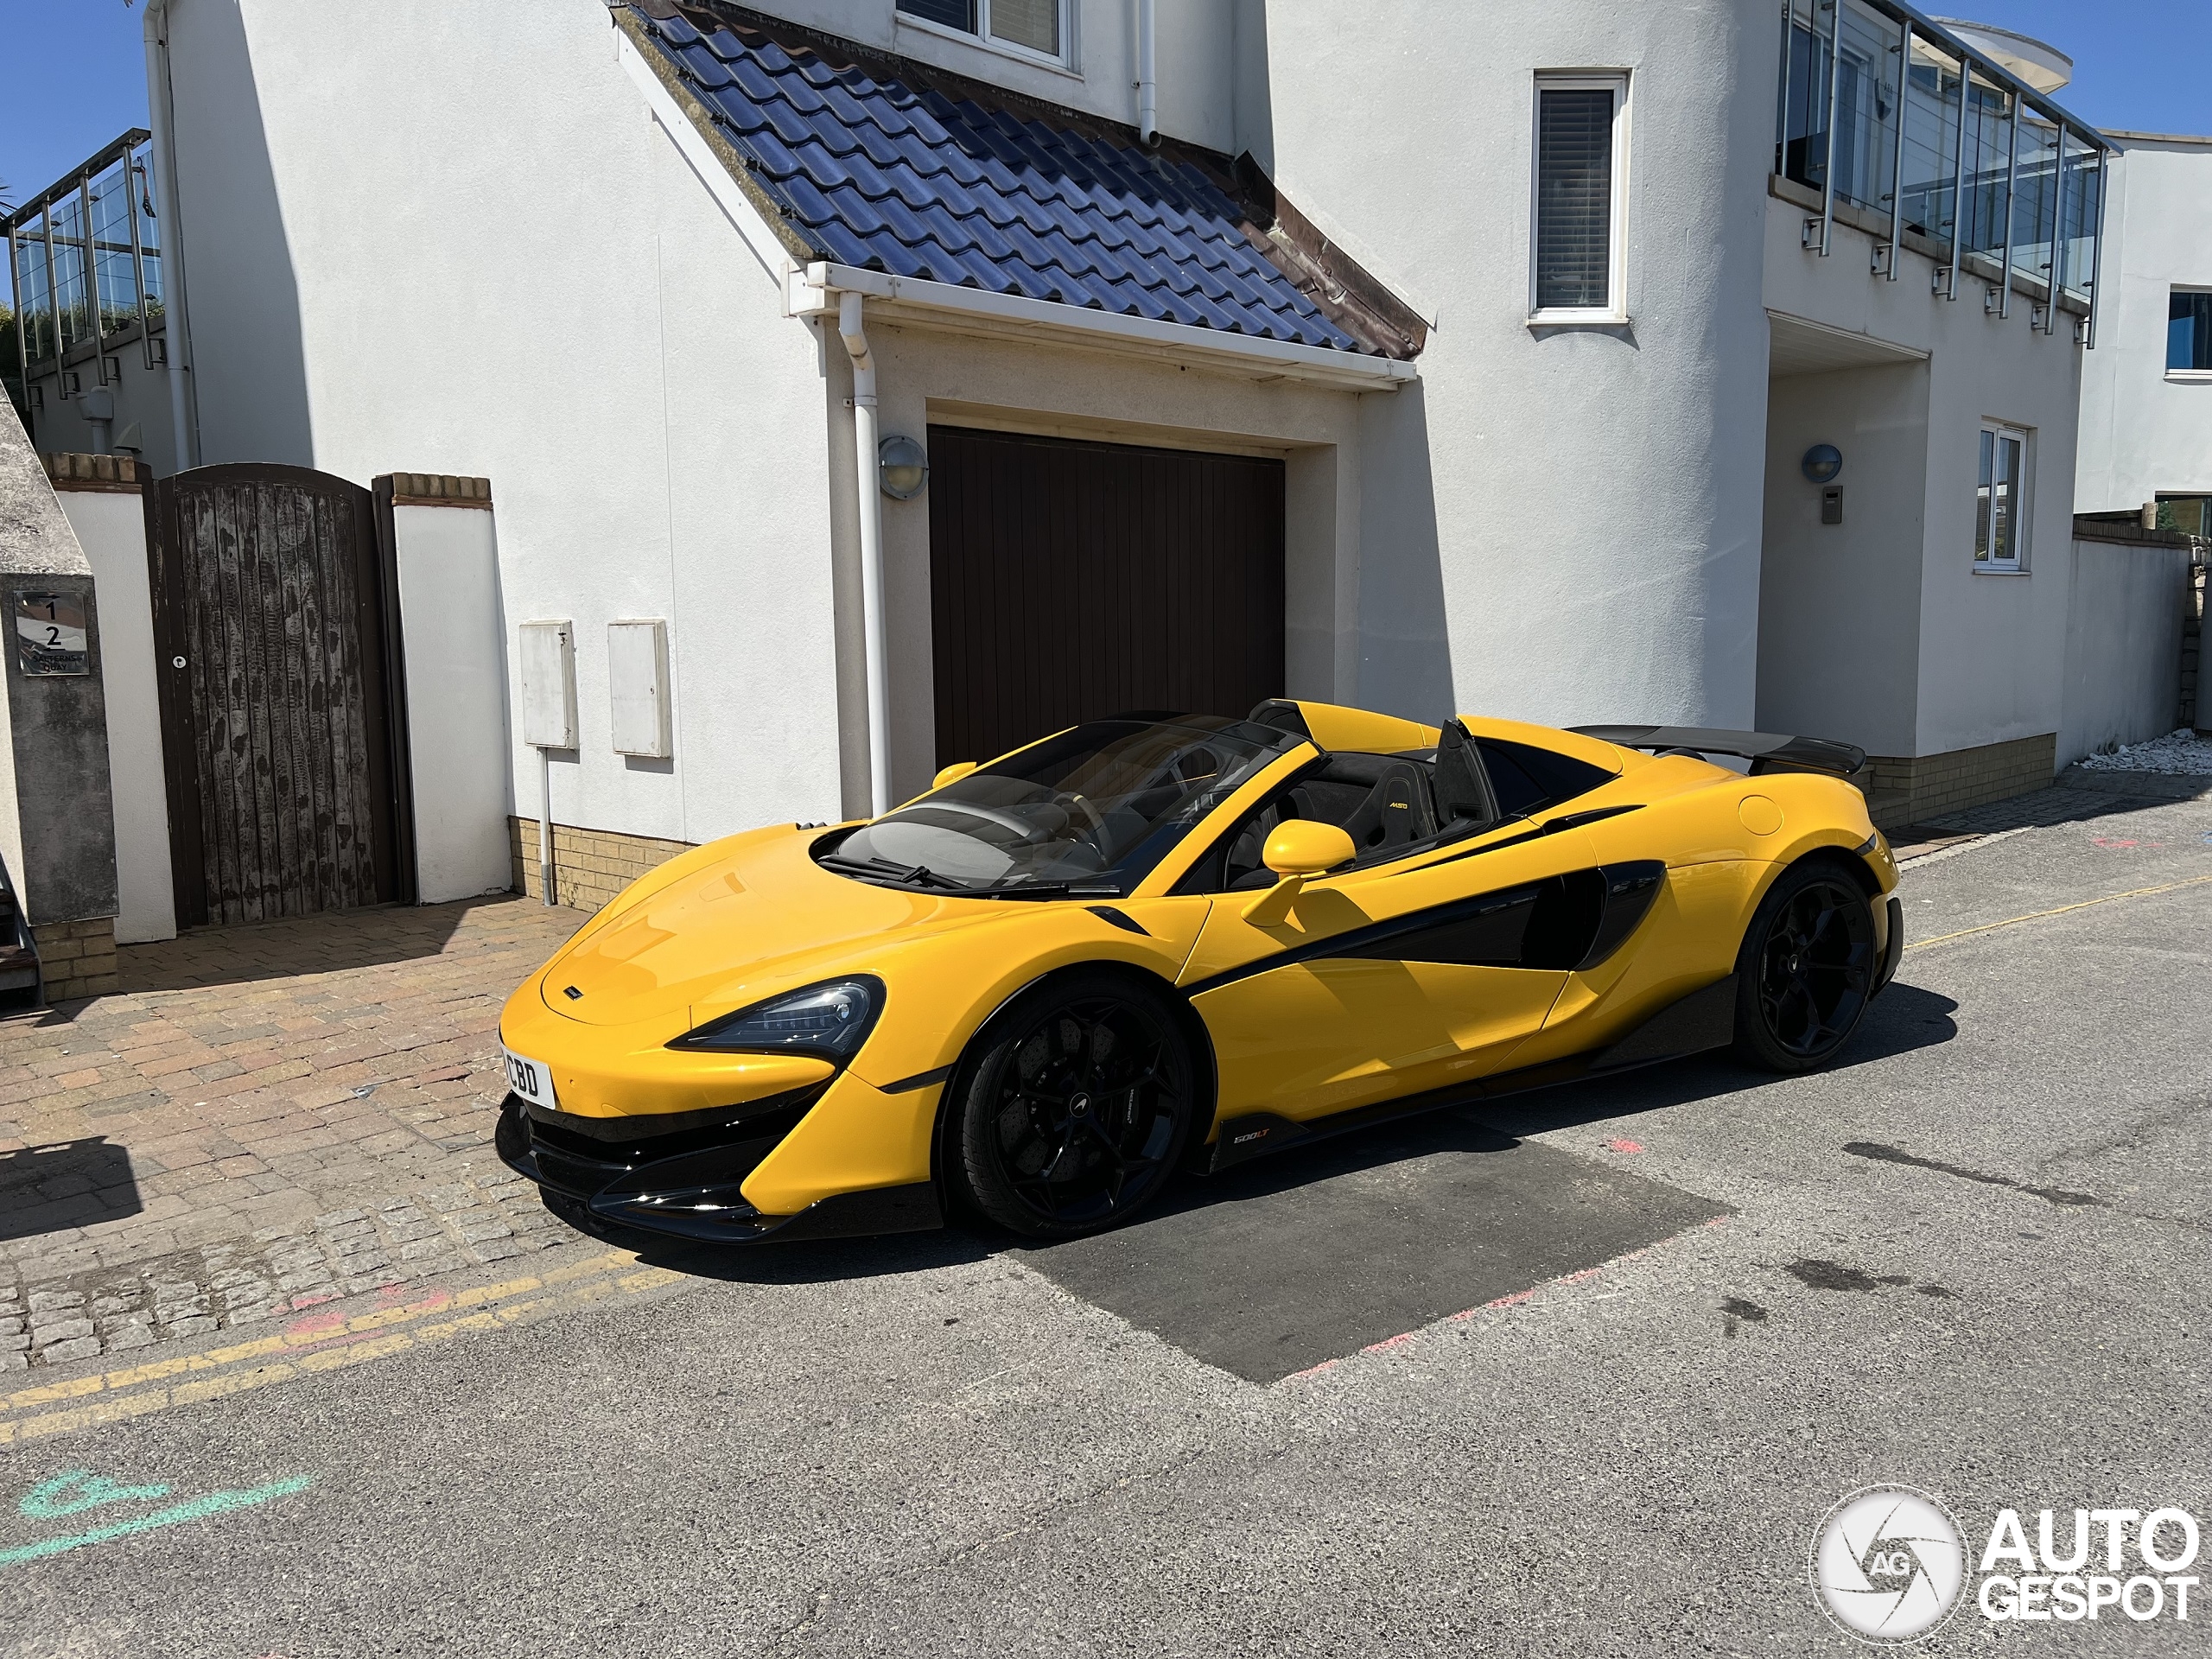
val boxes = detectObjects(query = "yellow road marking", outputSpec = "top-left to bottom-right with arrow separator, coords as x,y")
1907,871 -> 2212,953
0,1250 -> 690,1446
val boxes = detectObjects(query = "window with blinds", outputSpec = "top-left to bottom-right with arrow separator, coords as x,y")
1532,78 -> 1625,316
896,0 -> 1065,61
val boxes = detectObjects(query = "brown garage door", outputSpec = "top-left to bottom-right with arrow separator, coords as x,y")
927,426 -> 1286,767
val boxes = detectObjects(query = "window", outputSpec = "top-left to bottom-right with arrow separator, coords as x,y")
896,0 -> 1065,62
1531,74 -> 1629,321
2168,289 -> 2212,377
1974,423 -> 2031,570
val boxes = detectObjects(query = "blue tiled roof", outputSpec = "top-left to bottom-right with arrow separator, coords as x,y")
633,7 -> 1370,353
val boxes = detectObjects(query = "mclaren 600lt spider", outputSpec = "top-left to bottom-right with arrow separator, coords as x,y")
497,701 -> 1899,1243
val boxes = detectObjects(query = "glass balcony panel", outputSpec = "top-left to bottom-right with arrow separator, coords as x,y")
2013,118 -> 2061,293
1777,0 -> 1829,189
1958,73 -> 2013,262
1898,38 -> 1963,255
88,154 -> 144,336
2061,132 -> 2100,301
12,219 -> 57,364
46,193 -> 92,356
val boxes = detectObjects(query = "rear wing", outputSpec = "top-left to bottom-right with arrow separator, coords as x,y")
1570,725 -> 1866,781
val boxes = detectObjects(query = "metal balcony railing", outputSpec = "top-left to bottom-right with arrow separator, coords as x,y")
1775,0 -> 2112,341
3,130 -> 167,397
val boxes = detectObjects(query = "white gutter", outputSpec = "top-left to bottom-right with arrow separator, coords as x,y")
836,292 -> 893,818
142,0 -> 199,473
793,264 -> 1415,391
1136,0 -> 1157,144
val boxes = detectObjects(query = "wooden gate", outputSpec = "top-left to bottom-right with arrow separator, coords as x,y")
927,427 -> 1287,767
147,465 -> 411,928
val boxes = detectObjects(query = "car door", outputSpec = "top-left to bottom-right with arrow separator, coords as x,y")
1177,819 -> 1606,1128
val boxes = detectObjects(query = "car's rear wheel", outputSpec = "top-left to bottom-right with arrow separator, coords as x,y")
953,971 -> 1197,1239
1732,860 -> 1876,1072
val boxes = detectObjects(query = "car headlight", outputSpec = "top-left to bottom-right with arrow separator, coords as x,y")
668,976 -> 883,1063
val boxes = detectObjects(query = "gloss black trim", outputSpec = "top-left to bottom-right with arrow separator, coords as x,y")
1542,804 -> 1644,832
1573,724 -> 1867,780
881,1064 -> 954,1094
1086,905 -> 1150,937
1853,832 -> 1879,857
1182,860 -> 1669,996
1203,976 -> 1738,1172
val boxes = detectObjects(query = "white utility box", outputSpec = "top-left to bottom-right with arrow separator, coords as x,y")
518,620 -> 578,749
607,619 -> 671,759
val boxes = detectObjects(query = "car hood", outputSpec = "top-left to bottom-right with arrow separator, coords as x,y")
539,826 -> 1011,1030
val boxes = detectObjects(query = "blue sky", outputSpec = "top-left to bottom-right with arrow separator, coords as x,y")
3,0 -> 2208,304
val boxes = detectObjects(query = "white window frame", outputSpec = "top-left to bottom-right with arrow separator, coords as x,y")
895,0 -> 1077,73
1974,420 -> 2033,574
2165,284 -> 2212,383
1528,71 -> 1631,327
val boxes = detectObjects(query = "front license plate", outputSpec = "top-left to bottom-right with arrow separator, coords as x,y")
503,1046 -> 556,1111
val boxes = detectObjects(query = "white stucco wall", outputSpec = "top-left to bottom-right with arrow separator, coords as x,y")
54,489 -> 175,944
390,503 -> 513,902
2076,137 -> 2212,512
1761,181 -> 2087,758
168,0 -> 844,848
1255,0 -> 1778,731
28,356 -> 179,478
2056,538 -> 2193,765
748,0 -> 1237,151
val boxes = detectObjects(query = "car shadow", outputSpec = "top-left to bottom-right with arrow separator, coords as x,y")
588,977 -> 1958,1288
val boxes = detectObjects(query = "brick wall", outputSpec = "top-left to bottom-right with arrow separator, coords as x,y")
32,917 -> 118,1002
1860,733 -> 2057,828
508,818 -> 696,913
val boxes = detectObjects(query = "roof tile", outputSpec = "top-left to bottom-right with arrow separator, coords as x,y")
637,10 -> 1363,353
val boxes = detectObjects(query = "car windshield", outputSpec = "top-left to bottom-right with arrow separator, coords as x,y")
822,716 -> 1299,897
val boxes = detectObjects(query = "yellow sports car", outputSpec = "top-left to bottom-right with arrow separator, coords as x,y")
497,702 -> 1900,1243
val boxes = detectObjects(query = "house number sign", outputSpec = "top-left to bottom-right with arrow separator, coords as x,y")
13,593 -> 90,677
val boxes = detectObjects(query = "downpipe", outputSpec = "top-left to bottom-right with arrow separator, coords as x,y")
837,291 -> 893,818
1136,0 -> 1157,144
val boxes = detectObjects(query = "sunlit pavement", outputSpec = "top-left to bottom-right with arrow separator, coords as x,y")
1,787 -> 2206,1657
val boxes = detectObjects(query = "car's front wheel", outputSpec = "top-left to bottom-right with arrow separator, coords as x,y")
953,970 -> 1198,1239
1732,859 -> 1877,1072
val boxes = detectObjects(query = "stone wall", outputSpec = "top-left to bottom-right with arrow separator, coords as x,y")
1861,734 -> 2058,829
31,916 -> 118,1002
508,818 -> 694,913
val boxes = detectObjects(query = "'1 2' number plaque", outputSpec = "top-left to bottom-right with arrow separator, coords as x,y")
13,593 -> 89,677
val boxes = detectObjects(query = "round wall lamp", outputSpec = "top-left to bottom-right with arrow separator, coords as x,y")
879,434 -> 928,500
1801,443 -> 1843,484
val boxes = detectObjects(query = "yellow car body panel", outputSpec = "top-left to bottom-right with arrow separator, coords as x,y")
496,704 -> 1898,1232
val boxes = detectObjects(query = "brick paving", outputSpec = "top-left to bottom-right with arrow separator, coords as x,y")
0,896 -> 591,1370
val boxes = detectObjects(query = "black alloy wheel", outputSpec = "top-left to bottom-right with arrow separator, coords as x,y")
954,971 -> 1197,1239
1732,861 -> 1877,1073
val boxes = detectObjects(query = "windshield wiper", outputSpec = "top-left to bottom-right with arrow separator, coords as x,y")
817,855 -> 975,893
971,880 -> 1124,900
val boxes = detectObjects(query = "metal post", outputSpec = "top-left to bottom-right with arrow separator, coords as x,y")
4,229 -> 24,400
1816,0 -> 1843,254
1884,19 -> 1910,277
1998,90 -> 2021,317
79,171 -> 109,380
1940,52 -> 1968,297
2044,122 -> 2067,334
41,207 -> 61,396
538,746 -> 556,906
126,147 -> 154,370
2084,143 -> 2108,347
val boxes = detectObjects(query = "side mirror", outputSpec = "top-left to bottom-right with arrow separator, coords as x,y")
1242,821 -> 1355,925
931,760 -> 978,790
1262,822 -> 1356,877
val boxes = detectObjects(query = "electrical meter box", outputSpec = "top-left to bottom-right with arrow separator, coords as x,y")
518,620 -> 578,749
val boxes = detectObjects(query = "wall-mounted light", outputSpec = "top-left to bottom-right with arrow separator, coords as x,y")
879,434 -> 928,500
1801,443 -> 1843,485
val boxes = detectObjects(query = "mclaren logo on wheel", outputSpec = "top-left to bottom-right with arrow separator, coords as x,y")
1811,1485 -> 1968,1643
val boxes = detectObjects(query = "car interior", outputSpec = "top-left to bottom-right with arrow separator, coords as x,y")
1175,715 -> 1617,893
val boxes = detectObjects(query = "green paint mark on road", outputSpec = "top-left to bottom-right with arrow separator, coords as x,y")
0,1476 -> 314,1567
20,1471 -> 174,1518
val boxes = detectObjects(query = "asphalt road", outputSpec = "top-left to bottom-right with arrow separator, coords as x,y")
3,795 -> 2208,1657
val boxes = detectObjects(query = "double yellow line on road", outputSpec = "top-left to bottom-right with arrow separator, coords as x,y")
0,1249 -> 688,1446
1908,870 -> 2212,954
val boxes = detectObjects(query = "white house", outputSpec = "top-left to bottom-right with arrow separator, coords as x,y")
7,0 -> 2157,922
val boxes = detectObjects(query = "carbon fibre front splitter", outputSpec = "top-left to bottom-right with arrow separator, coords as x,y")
493,1095 -> 941,1244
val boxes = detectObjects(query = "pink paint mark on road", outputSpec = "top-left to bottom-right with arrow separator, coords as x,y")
282,1306 -> 347,1339
1604,1138 -> 1645,1154
1485,1288 -> 1538,1310
1360,1330 -> 1419,1356
1283,1357 -> 1340,1382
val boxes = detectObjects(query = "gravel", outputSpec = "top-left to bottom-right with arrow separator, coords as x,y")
2075,727 -> 2212,773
